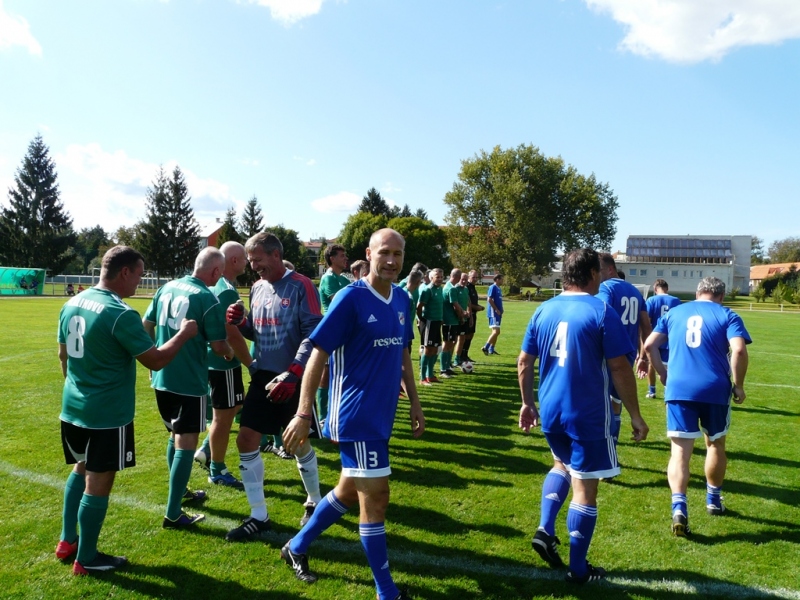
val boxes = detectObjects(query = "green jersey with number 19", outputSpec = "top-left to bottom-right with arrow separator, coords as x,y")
58,287 -> 155,429
144,275 -> 227,396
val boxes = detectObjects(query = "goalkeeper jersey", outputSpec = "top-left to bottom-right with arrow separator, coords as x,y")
58,287 -> 154,429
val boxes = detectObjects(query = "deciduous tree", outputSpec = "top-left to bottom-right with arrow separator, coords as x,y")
768,237 -> 800,264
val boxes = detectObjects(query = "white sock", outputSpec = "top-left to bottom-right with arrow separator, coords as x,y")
239,450 -> 268,521
296,447 -> 322,504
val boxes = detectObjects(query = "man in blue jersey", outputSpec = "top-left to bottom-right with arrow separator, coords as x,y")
57,246 -> 198,574
224,232 -> 324,540
597,253 -> 652,443
643,277 -> 751,537
280,228 -> 424,600
482,273 -> 504,355
518,248 -> 648,584
644,279 -> 682,399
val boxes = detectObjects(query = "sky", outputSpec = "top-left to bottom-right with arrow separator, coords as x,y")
1,0 -> 799,254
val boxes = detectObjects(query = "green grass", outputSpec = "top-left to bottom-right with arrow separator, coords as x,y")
1,296 -> 799,599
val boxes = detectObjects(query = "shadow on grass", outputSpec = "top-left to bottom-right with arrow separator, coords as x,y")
735,405 -> 800,418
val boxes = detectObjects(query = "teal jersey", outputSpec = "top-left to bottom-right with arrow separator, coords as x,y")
144,275 -> 227,396
397,277 -> 408,289
442,282 -> 462,326
58,287 -> 154,429
208,276 -> 241,370
418,283 -> 444,321
457,285 -> 470,313
319,268 -> 351,313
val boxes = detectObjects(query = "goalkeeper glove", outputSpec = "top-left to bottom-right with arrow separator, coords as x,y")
265,362 -> 304,403
226,300 -> 246,326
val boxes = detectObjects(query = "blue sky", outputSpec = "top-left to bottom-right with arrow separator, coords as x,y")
1,0 -> 798,254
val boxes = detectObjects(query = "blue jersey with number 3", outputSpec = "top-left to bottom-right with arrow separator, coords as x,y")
521,292 -> 633,440
654,300 -> 751,405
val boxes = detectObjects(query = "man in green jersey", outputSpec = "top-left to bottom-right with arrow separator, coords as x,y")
440,268 -> 466,377
195,242 -> 256,489
416,267 -> 444,385
58,246 -> 198,575
143,247 -> 233,530
453,271 -> 472,368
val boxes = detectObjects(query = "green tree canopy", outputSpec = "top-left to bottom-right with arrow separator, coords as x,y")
76,225 -> 111,273
217,206 -> 242,246
240,195 -> 264,239
337,212 -> 389,262
443,144 -> 618,285
0,134 -> 76,273
387,216 -> 451,278
767,237 -> 800,264
138,166 -> 200,278
265,224 -> 314,277
751,236 -> 767,265
358,187 -> 391,217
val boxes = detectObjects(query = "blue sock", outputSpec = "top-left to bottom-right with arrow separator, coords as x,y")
567,503 -> 598,577
611,414 -> 621,441
648,385 -> 656,395
672,493 -> 688,516
291,491 -> 349,554
360,522 -> 399,600
539,468 -> 571,536
706,484 -> 722,508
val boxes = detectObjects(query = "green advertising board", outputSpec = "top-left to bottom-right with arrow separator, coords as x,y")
0,267 -> 46,295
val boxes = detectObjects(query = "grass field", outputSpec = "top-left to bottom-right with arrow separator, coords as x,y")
1,295 -> 799,599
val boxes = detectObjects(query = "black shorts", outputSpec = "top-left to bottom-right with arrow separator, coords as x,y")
209,366 -> 246,410
419,319 -> 442,347
61,420 -> 135,472
465,316 -> 476,335
240,370 -> 302,436
155,389 -> 207,434
442,324 -> 460,342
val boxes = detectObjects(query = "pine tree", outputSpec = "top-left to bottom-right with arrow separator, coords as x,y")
240,195 -> 264,238
216,206 -> 242,246
139,166 -> 200,278
357,187 -> 391,217
0,134 -> 76,273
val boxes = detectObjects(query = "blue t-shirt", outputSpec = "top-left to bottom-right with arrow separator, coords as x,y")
646,293 -> 682,361
654,300 -> 752,405
310,279 -> 413,442
487,283 -> 503,320
521,292 -> 634,440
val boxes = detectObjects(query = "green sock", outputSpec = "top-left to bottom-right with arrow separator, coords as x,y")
210,460 -> 227,478
60,471 -> 85,543
199,434 -> 211,455
76,493 -> 109,565
274,432 -> 284,448
166,436 -> 175,470
440,352 -> 447,372
166,449 -> 194,520
316,387 -> 329,423
426,355 -> 436,379
260,434 -> 271,448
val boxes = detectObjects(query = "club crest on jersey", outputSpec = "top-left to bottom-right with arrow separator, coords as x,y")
398,312 -> 405,325
281,297 -> 291,308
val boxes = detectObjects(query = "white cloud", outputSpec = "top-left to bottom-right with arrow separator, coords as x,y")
247,0 -> 325,25
241,158 -> 260,167
585,0 -> 800,62
0,0 -> 42,55
310,191 -> 360,213
292,155 -> 317,166
381,182 -> 402,194
55,143 -> 238,234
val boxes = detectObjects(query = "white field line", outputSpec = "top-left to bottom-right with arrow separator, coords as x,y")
748,383 -> 800,390
3,460 -> 799,599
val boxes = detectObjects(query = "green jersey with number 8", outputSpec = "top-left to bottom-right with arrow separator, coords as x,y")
58,288 -> 155,429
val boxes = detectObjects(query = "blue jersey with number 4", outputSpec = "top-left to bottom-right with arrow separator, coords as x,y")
654,300 -> 751,405
521,292 -> 633,440
310,279 -> 413,442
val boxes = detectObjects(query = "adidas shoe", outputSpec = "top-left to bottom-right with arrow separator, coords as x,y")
439,371 -> 453,379
272,446 -> 294,460
193,447 -> 210,469
707,502 -> 726,516
645,392 -> 656,399
420,378 -> 432,387
672,511 -> 691,537
225,516 -> 272,542
182,488 -> 207,502
281,540 -> 317,583
163,511 -> 205,529
481,346 -> 489,356
489,349 -> 500,355
55,539 -> 78,561
209,470 -> 244,490
565,562 -> 606,584
260,440 -> 274,453
531,528 -> 564,568
73,551 -> 128,575
300,501 -> 316,527
427,376 -> 441,384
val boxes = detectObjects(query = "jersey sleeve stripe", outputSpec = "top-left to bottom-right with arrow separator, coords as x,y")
293,272 -> 322,315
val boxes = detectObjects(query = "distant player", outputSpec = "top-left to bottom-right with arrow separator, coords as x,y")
644,279 -> 681,398
461,270 -> 484,363
416,267 -> 444,385
440,268 -> 465,377
482,274 -> 504,355
644,277 -> 751,537
452,271 -> 471,367
279,228 -> 424,600
350,259 -> 369,281
143,247 -> 233,529
57,246 -> 197,574
518,248 -> 648,583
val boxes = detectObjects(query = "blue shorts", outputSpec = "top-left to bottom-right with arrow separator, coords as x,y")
488,315 -> 502,328
666,400 -> 731,441
339,440 -> 391,478
543,432 -> 619,480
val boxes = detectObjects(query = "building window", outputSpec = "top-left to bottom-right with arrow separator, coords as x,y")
657,269 -> 664,277
672,270 -> 679,277
698,270 -> 703,278
629,268 -> 637,276
640,269 -> 647,277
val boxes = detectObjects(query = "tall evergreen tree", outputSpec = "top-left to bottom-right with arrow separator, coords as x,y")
0,134 -> 76,273
240,195 -> 264,238
216,206 -> 242,246
139,166 -> 200,278
414,208 -> 429,220
358,187 -> 391,217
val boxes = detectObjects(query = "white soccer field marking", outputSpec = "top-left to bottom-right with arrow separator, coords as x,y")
3,460 -> 799,599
